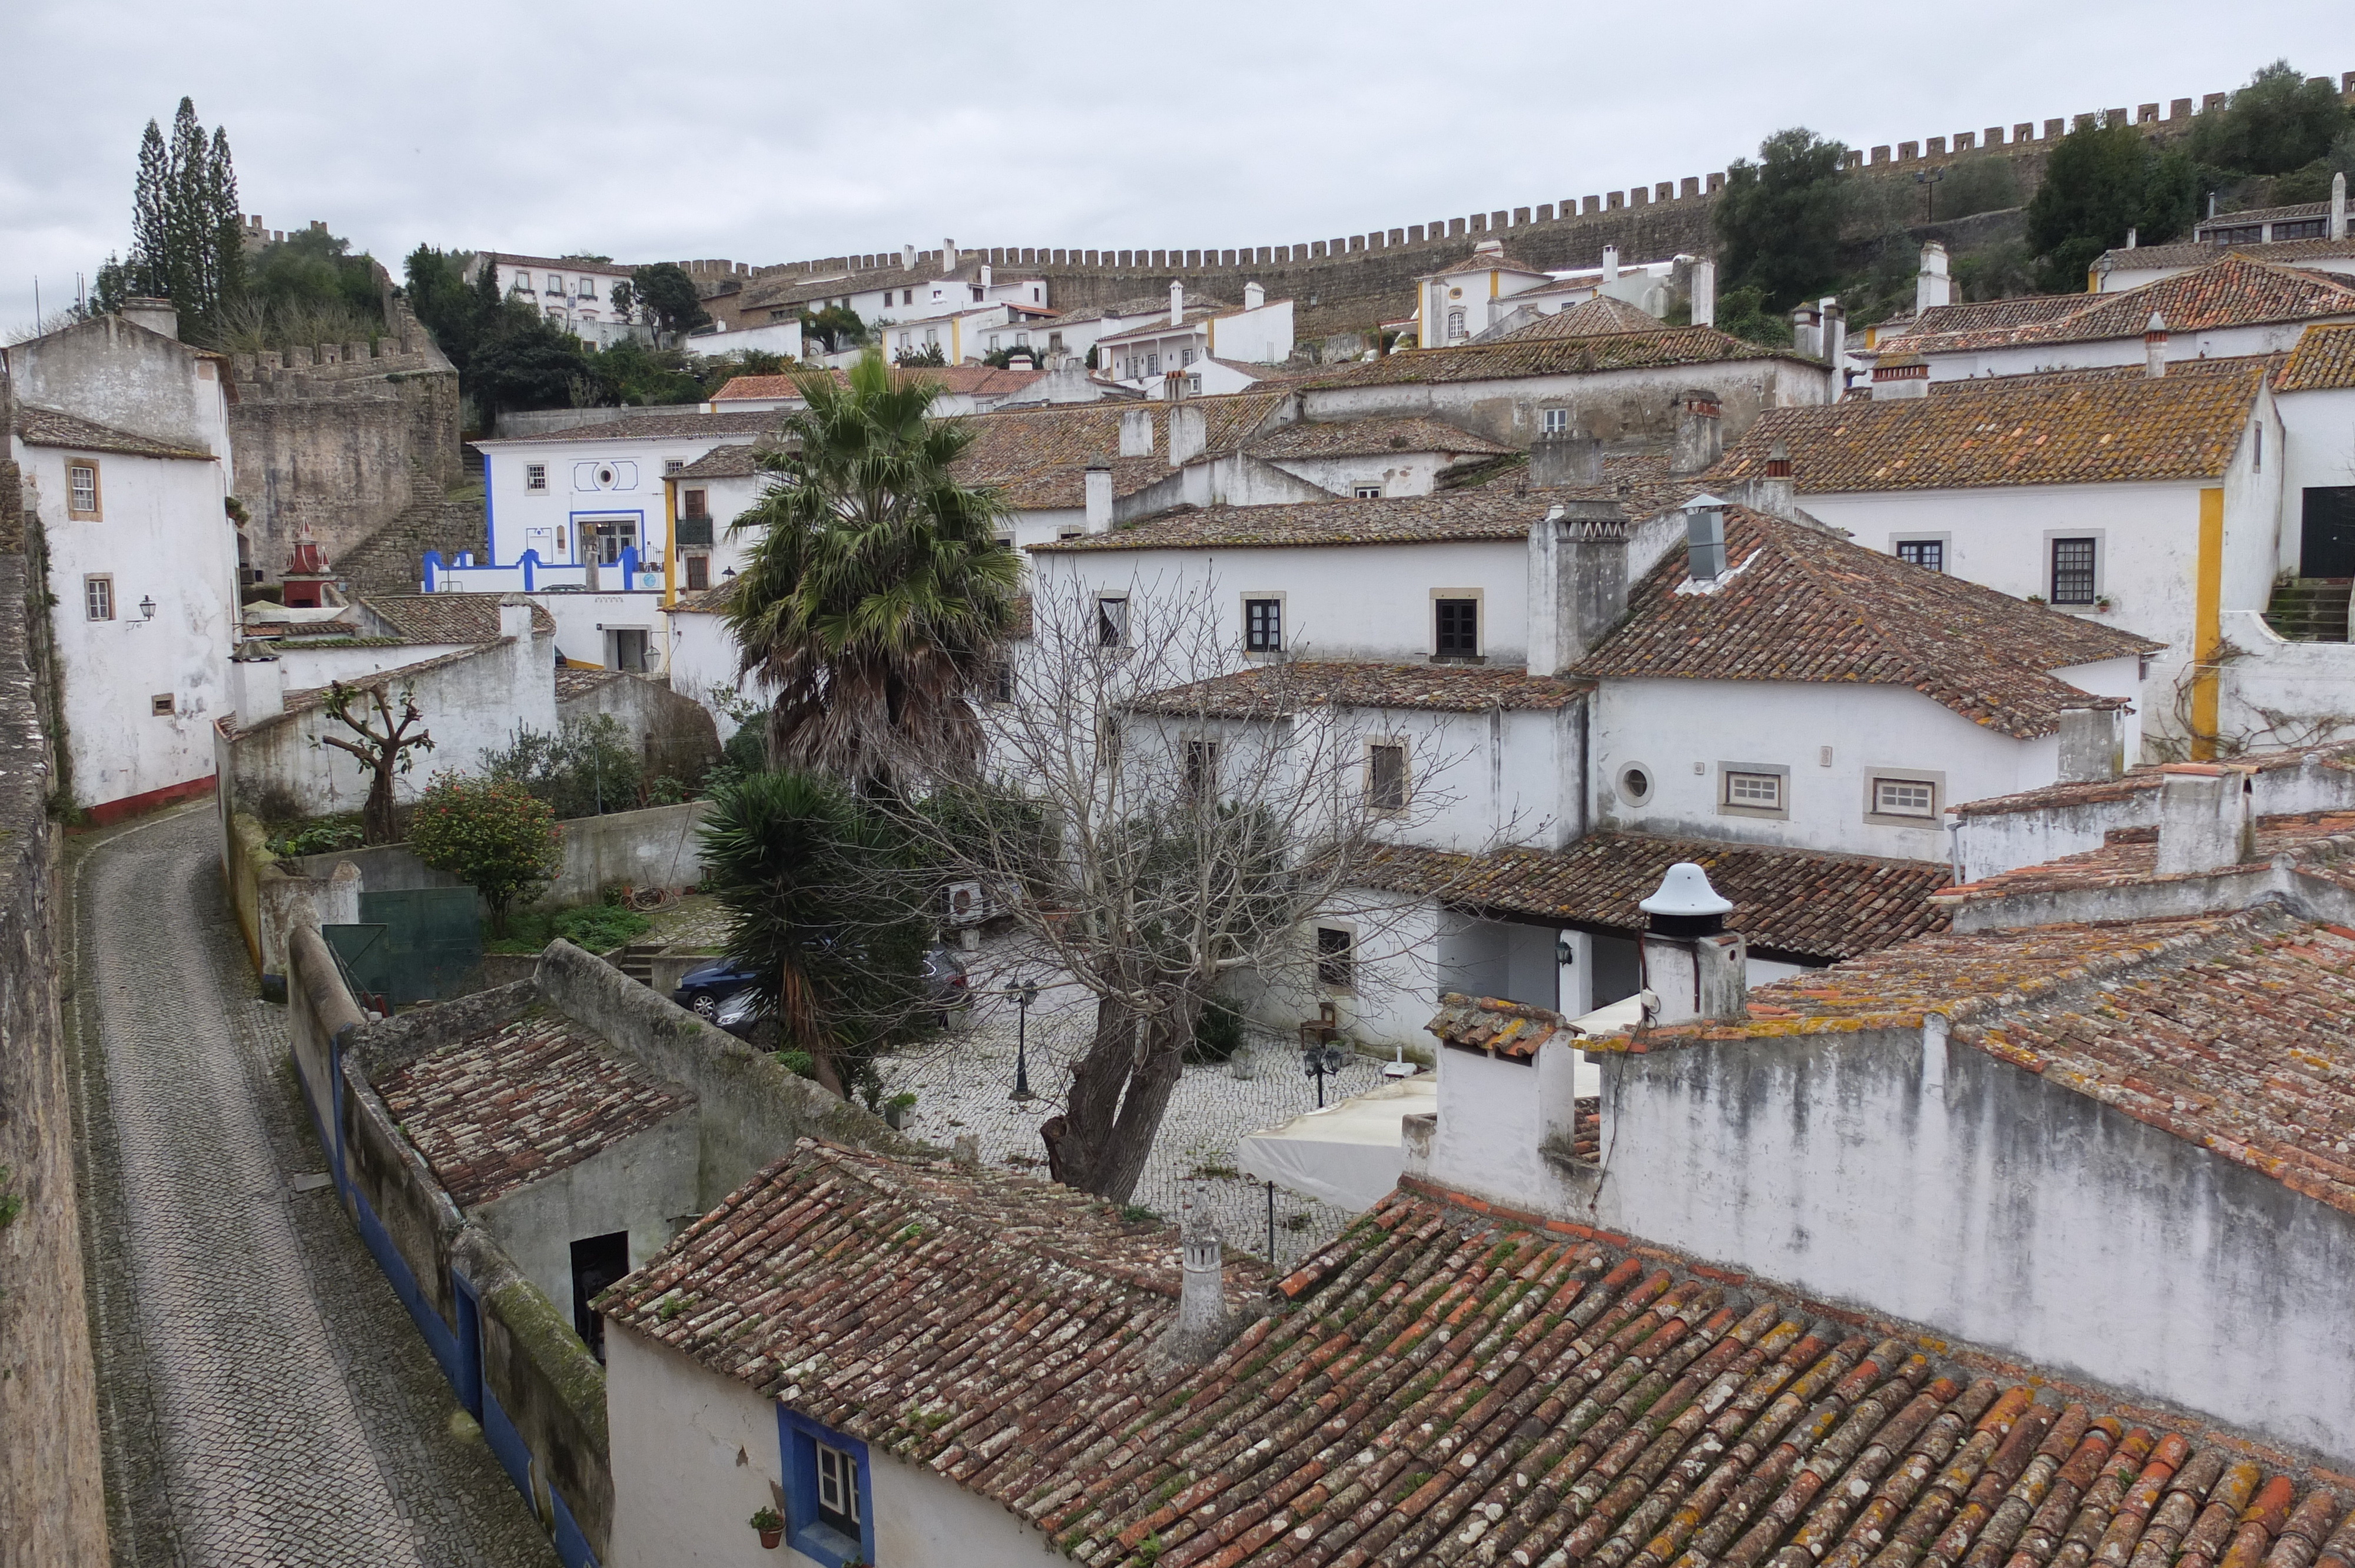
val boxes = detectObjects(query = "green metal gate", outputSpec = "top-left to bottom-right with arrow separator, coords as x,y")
323,887 -> 482,1006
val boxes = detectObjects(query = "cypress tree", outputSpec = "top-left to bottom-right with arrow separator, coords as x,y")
116,99 -> 244,335
130,118 -> 170,299
206,126 -> 245,318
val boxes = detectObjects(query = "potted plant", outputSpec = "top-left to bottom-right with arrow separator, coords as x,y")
884,1092 -> 917,1130
749,1506 -> 784,1549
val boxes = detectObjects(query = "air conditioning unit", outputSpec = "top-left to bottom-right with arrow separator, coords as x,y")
944,881 -> 986,925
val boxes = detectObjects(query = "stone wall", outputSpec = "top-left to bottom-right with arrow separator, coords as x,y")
293,798 -> 716,909
228,301 -> 463,586
0,456 -> 110,1563
687,71 -> 2355,339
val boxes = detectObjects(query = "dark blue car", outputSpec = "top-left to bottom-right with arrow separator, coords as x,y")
671,958 -> 760,1019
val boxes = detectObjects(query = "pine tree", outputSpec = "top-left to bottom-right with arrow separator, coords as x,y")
165,98 -> 208,316
130,119 -> 170,299
118,99 -> 243,334
206,126 -> 244,317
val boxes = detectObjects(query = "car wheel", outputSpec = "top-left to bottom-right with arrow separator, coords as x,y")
691,994 -> 718,1019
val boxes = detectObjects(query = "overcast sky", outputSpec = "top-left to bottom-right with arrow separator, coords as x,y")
2,1 -> 2346,333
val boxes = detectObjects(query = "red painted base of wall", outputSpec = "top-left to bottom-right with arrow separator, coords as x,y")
79,773 -> 216,828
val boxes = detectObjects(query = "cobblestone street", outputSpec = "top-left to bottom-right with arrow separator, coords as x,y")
67,805 -> 558,1568
874,935 -> 1413,1268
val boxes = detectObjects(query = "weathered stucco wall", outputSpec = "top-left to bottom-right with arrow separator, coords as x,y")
293,798 -> 715,906
0,468 -> 110,1565
1577,1028 -> 2355,1464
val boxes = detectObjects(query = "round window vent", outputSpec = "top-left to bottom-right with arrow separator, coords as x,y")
1617,764 -> 1654,806
597,466 -> 615,486
1448,286 -> 1463,300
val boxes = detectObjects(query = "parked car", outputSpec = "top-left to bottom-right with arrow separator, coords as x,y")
682,945 -> 970,1032
671,958 -> 759,1019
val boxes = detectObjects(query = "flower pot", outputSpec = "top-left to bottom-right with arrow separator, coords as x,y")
758,1525 -> 783,1549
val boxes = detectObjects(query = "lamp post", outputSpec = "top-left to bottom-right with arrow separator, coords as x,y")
1011,978 -> 1039,1101
1302,1041 -> 1349,1108
1915,165 -> 1946,223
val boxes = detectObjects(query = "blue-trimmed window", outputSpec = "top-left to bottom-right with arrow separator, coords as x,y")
777,1408 -> 875,1567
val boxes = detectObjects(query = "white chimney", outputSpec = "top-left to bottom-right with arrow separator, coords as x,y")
1636,863 -> 1746,1026
1601,245 -> 1620,283
1169,280 -> 1185,327
1820,299 -> 1847,378
980,263 -> 993,288
1871,356 -> 1930,400
1083,461 -> 1113,533
1152,1189 -> 1232,1368
1915,242 -> 1952,313
1689,258 -> 1716,328
2155,765 -> 2256,874
1789,303 -> 1822,358
121,296 -> 180,340
1119,407 -> 1155,457
2125,227 -> 2139,250
498,594 -> 536,641
901,242 -> 916,270
2145,312 -> 2169,378
1243,280 -> 1265,310
228,639 -> 284,725
941,238 -> 960,274
1167,404 -> 1206,466
2333,171 -> 2348,241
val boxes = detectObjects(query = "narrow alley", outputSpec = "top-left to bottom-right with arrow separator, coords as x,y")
67,805 -> 558,1568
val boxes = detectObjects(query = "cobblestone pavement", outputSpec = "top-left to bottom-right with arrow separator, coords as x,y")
874,933 -> 1415,1269
67,805 -> 559,1568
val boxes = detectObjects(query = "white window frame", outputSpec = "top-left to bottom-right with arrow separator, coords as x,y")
1717,761 -> 1790,820
1863,768 -> 1945,828
815,1441 -> 861,1529
84,574 -> 114,622
525,463 -> 548,492
1541,407 -> 1570,436
67,459 -> 101,520
1355,483 -> 1384,500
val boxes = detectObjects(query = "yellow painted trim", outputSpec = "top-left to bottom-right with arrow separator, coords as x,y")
2190,486 -> 2225,758
662,477 -> 677,609
1490,271 -> 1500,298
952,317 -> 961,364
1208,314 -> 1216,357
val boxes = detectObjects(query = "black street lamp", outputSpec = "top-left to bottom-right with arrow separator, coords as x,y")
1011,978 -> 1040,1101
1302,1041 -> 1349,1108
1915,165 -> 1947,223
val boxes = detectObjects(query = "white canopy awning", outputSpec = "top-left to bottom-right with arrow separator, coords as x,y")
1238,1076 -> 1436,1213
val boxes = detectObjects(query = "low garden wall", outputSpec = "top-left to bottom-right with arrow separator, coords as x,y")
294,799 -> 713,909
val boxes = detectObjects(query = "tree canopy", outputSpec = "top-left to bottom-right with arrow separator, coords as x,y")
1713,128 -> 1850,313
628,263 -> 711,338
94,98 -> 244,338
2190,61 -> 2352,177
2026,119 -> 2197,293
725,350 -> 1019,794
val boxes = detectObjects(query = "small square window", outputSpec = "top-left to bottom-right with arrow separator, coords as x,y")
1434,597 -> 1478,658
1541,408 -> 1570,435
663,457 -> 684,475
1355,484 -> 1383,500
1895,539 -> 1943,572
2050,537 -> 2097,605
1368,743 -> 1408,811
1724,770 -> 1782,810
1096,596 -> 1129,647
68,461 -> 101,519
84,576 -> 114,621
1873,777 -> 1937,818
579,277 -> 596,298
684,554 -> 709,591
1245,597 -> 1282,652
1316,926 -> 1355,990
682,487 -> 709,519
151,692 -> 175,716
525,463 -> 548,492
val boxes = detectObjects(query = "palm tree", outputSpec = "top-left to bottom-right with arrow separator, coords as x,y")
725,348 -> 1019,795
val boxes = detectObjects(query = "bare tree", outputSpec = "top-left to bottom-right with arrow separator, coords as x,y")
914,573 -> 1507,1201
316,680 -> 434,844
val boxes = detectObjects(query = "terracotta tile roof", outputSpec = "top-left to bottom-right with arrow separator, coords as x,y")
374,1011 -> 692,1208
2277,323 -> 2355,391
13,404 -> 212,461
1950,743 -> 2355,819
1134,661 -> 1590,717
475,409 -> 781,446
1649,904 -> 2355,1215
1572,506 -> 2158,739
362,593 -> 556,643
1426,993 -> 1576,1059
1901,296 -> 2088,337
1493,295 -> 1675,340
1302,325 -> 1799,389
1934,809 -> 2355,906
734,259 -> 1041,313
613,1147 -> 2355,1568
670,443 -> 764,479
953,392 -> 1288,485
1422,242 -> 1547,276
1246,416 -> 1514,461
993,454 -> 1173,511
1362,833 -> 1951,962
1097,307 -> 1247,346
1711,360 -> 2268,492
1029,487 -> 1565,553
1889,255 -> 2355,354
665,582 -> 739,616
599,1141 -> 1261,1434
555,666 -> 625,700
2099,237 -> 2355,273
480,251 -> 642,276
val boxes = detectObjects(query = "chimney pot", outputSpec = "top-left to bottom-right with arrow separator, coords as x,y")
1153,1188 -> 1233,1368
1915,242 -> 1952,313
2333,171 -> 2348,241
1118,407 -> 1155,457
1688,257 -> 1716,328
2155,765 -> 2257,874
1243,280 -> 1265,310
1170,280 -> 1185,328
1529,426 -> 1603,487
1167,404 -> 1206,466
1083,461 -> 1114,533
1671,389 -> 1723,476
121,296 -> 180,341
1637,863 -> 1746,1025
2055,707 -> 2125,783
941,238 -> 959,274
2145,312 -> 2168,377
1601,245 -> 1620,283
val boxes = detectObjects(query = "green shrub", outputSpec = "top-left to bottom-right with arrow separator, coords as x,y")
479,715 -> 644,819
482,902 -> 652,954
408,773 -> 563,935
268,813 -> 366,859
1186,1001 -> 1247,1064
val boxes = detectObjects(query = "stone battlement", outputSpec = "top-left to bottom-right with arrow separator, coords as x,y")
679,68 -> 2355,315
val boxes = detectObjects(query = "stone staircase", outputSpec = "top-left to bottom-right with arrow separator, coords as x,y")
616,943 -> 664,987
2263,577 -> 2352,643
339,487 -> 486,599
